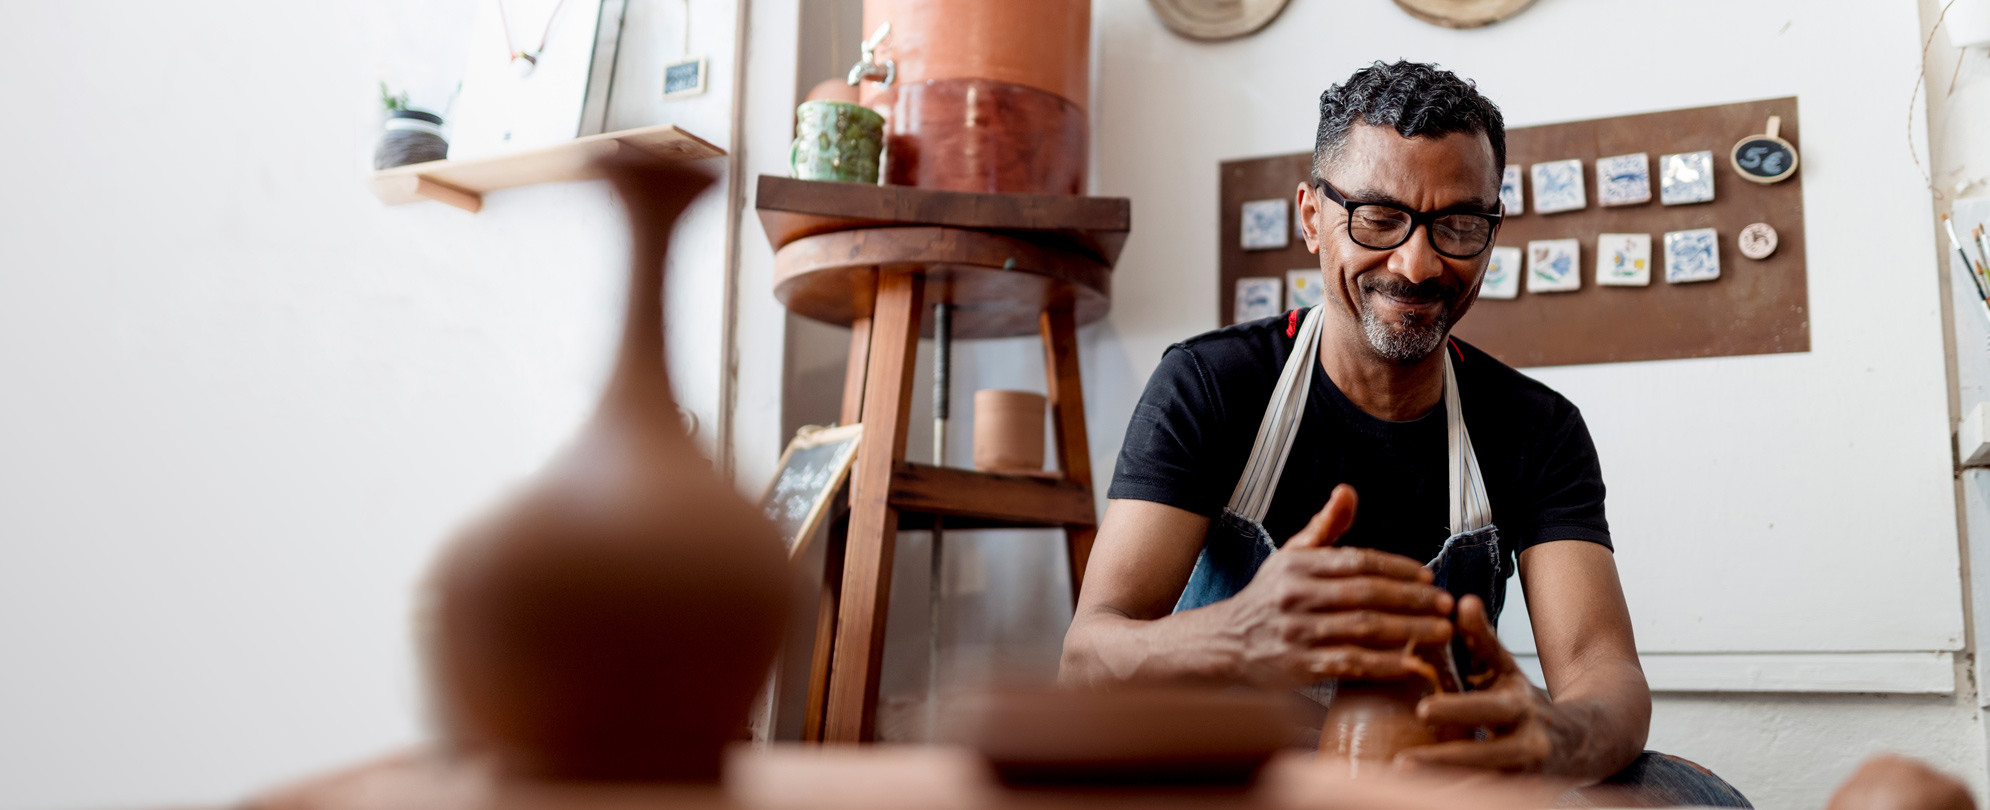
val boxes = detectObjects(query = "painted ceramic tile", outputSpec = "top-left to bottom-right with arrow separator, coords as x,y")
1594,153 -> 1652,207
1241,198 -> 1290,250
1481,246 -> 1522,299
1500,165 -> 1524,216
1286,269 -> 1324,310
1595,233 -> 1651,286
1235,277 -> 1283,321
1530,159 -> 1586,214
1526,238 -> 1582,293
1664,228 -> 1721,283
1659,151 -> 1716,205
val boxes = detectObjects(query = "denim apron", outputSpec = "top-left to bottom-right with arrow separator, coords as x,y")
1171,306 -> 1505,701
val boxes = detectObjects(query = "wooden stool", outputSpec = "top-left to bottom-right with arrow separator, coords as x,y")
755,177 -> 1130,743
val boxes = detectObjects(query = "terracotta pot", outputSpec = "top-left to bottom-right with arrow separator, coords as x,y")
1317,679 -> 1470,775
974,389 -> 1047,473
876,79 -> 1087,195
859,0 -> 1089,110
424,157 -> 793,783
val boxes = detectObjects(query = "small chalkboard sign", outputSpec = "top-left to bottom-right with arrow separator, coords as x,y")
663,56 -> 707,99
759,423 -> 862,557
1731,115 -> 1798,184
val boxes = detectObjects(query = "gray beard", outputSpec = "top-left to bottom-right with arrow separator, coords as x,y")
1359,300 -> 1451,362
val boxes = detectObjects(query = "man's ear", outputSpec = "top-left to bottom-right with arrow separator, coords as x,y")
1296,180 -> 1320,254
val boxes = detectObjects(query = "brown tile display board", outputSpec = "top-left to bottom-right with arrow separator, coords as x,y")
1217,97 -> 1808,367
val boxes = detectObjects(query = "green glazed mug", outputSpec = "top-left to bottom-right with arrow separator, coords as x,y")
790,100 -> 884,184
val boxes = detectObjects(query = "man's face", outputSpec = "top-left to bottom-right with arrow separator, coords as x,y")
1297,124 -> 1501,365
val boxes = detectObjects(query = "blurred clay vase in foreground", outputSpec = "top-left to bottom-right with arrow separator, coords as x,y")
425,156 -> 792,782
973,389 -> 1047,473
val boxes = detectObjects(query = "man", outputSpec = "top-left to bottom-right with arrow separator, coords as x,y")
1060,62 -> 1745,804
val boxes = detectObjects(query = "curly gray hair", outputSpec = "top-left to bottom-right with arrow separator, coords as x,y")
1313,61 -> 1506,182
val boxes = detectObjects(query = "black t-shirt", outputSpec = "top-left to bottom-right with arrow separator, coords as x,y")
1107,313 -> 1611,568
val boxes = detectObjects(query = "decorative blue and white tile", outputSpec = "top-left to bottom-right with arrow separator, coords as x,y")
1500,165 -> 1525,216
1481,246 -> 1522,299
1530,159 -> 1587,214
1595,232 -> 1651,286
1235,277 -> 1284,321
1594,153 -> 1652,207
1286,269 -> 1324,310
1663,228 -> 1721,283
1241,198 -> 1290,250
1527,238 -> 1582,293
1659,151 -> 1716,205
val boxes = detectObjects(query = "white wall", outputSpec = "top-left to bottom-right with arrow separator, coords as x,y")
0,1 -> 745,808
808,0 -> 1986,807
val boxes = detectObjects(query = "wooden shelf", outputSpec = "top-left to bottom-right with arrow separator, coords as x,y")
887,462 -> 1097,529
370,124 -> 724,213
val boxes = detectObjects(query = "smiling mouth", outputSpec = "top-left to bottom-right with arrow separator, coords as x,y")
1369,288 -> 1446,312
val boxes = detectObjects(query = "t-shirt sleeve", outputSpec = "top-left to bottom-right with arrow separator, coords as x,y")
1106,345 -> 1231,517
1507,403 -> 1613,553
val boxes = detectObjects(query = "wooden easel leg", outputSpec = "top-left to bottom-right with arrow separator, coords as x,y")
802,508 -> 847,742
1041,304 -> 1097,605
802,317 -> 874,742
825,272 -> 925,742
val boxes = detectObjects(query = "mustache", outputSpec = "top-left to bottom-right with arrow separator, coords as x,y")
1359,274 -> 1458,303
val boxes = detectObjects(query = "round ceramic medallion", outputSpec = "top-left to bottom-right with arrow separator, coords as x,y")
1147,0 -> 1292,41
1391,0 -> 1539,29
1739,222 -> 1779,260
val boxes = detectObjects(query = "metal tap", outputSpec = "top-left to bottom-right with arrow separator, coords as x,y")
846,22 -> 896,87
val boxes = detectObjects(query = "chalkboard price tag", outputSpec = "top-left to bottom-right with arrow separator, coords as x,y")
1731,115 -> 1798,185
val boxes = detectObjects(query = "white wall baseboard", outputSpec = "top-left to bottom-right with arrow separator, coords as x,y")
1512,652 -> 1957,694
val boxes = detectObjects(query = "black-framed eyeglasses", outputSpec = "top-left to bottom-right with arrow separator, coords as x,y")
1312,177 -> 1503,259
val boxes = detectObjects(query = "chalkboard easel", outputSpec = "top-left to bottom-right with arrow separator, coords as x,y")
760,423 -> 864,558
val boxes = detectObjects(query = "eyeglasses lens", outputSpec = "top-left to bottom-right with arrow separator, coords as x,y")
1346,205 -> 1492,257
1431,214 -> 1493,255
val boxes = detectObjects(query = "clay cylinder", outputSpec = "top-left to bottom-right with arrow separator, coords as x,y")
1318,680 -> 1467,775
859,0 -> 1089,110
974,390 -> 1047,473
877,79 -> 1087,195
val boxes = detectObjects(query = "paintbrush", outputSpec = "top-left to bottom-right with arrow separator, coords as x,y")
1944,214 -> 1989,304
1973,224 -> 1990,290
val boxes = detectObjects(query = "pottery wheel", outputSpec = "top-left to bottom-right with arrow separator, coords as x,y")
1391,0 -> 1538,29
1147,0 -> 1291,41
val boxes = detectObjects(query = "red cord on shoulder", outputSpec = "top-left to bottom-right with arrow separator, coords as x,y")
1286,309 -> 1300,337
1448,337 -> 1463,361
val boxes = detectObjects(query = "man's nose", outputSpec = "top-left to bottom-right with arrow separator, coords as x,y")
1387,226 -> 1447,284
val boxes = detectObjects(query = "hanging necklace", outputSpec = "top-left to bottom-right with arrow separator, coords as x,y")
497,0 -> 571,77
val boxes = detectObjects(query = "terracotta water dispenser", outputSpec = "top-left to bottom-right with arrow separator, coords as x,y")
858,0 -> 1090,195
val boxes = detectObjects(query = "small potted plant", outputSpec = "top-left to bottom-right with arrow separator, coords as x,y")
374,82 -> 449,170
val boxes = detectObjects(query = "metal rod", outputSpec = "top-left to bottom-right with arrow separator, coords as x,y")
927,302 -> 952,740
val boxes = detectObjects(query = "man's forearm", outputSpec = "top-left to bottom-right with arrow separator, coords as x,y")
1542,658 -> 1651,780
1059,606 -> 1243,688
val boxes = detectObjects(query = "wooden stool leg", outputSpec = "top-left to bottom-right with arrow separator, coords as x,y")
801,317 -> 874,742
825,272 -> 925,742
1040,305 -> 1097,605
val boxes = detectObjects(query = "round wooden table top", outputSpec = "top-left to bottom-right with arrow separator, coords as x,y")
773,226 -> 1113,339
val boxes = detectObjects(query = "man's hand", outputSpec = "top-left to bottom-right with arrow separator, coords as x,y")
1198,484 -> 1457,689
1388,594 -> 1562,772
